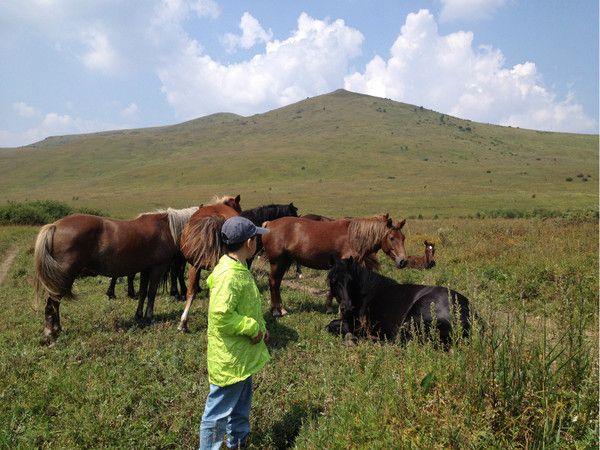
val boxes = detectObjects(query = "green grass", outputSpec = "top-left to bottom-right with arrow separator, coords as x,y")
0,218 -> 597,449
0,90 -> 597,218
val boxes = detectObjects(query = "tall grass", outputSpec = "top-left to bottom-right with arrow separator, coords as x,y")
0,218 -> 597,448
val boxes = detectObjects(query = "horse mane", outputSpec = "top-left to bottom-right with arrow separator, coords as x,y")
209,195 -> 235,205
240,204 -> 297,225
137,206 -> 199,246
180,215 -> 225,269
347,215 -> 389,265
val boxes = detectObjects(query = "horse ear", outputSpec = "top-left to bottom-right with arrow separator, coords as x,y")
386,217 -> 393,227
398,219 -> 406,229
235,194 -> 241,203
424,240 -> 428,246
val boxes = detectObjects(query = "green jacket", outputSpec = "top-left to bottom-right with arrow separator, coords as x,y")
206,255 -> 270,386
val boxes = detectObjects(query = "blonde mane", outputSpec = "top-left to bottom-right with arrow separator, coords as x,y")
209,195 -> 235,205
137,206 -> 199,246
347,215 -> 390,264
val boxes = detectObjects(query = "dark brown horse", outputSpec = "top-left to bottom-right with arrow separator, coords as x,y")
407,241 -> 436,269
261,214 -> 408,316
178,195 -> 241,331
34,207 -> 198,344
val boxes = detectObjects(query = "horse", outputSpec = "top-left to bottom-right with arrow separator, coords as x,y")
407,241 -> 436,269
33,206 -> 199,344
106,253 -> 188,300
326,257 -> 474,347
294,213 -> 334,278
240,203 -> 299,267
178,195 -> 241,332
261,214 -> 408,317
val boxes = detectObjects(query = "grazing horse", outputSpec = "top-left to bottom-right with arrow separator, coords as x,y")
261,214 -> 408,317
34,207 -> 198,344
326,257 -> 474,346
407,241 -> 436,269
178,195 -> 241,332
240,203 -> 299,267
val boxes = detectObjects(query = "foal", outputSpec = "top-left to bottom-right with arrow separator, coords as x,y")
407,241 -> 436,269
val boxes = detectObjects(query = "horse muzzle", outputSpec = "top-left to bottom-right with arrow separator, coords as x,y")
396,257 -> 408,268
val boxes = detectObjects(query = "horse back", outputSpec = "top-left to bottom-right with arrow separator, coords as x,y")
263,217 -> 352,269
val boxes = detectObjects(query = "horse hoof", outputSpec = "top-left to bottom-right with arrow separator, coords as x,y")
271,308 -> 288,318
297,274 -> 303,279
177,323 -> 189,333
344,333 -> 357,345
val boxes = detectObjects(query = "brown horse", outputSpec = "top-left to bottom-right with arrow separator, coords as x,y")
34,207 -> 199,344
261,214 -> 408,316
178,195 -> 241,331
407,241 -> 436,269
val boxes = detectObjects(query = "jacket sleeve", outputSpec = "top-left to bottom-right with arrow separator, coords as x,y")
211,274 -> 260,338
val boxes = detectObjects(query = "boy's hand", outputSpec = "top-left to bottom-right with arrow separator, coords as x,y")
251,330 -> 264,344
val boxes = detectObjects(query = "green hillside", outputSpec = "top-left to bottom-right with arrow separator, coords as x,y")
0,89 -> 597,218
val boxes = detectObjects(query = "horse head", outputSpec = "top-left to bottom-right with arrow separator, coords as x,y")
223,194 -> 242,213
288,202 -> 299,217
328,257 -> 360,319
381,217 -> 408,268
424,240 -> 436,268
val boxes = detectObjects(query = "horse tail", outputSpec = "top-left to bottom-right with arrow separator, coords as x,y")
180,215 -> 225,269
34,224 -> 72,305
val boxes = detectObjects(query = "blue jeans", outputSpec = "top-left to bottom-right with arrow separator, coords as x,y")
199,377 -> 253,450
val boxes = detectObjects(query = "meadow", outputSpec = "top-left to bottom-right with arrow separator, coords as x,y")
0,216 -> 597,449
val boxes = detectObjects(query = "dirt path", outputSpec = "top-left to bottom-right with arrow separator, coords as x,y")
0,247 -> 18,286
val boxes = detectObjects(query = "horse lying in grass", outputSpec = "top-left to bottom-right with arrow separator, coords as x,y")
407,241 -> 436,269
326,257 -> 475,347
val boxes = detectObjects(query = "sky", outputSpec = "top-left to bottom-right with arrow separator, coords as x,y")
1,0 -> 598,147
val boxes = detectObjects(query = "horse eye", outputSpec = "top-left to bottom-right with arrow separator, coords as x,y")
389,236 -> 394,240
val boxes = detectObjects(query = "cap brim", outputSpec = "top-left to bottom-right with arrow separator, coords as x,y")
254,226 -> 269,235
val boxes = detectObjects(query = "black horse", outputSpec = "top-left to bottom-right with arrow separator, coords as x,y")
326,257 -> 476,346
240,203 -> 299,266
106,253 -> 188,300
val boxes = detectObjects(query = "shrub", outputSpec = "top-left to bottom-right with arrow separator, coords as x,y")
0,200 -> 108,225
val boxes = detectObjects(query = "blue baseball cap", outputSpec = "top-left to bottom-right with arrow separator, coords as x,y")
221,216 -> 269,245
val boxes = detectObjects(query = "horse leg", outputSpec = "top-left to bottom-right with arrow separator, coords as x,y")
43,297 -> 62,344
178,265 -> 200,332
295,261 -> 303,279
144,266 -> 167,324
135,270 -> 149,323
325,290 -> 337,314
269,257 -> 292,317
127,274 -> 136,299
106,277 -> 117,299
169,264 -> 179,299
177,263 -> 187,302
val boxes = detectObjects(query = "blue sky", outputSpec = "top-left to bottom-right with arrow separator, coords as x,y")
1,0 -> 598,147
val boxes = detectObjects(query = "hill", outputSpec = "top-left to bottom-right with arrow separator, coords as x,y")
0,89 -> 597,218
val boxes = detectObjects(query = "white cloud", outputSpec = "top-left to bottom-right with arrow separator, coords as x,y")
345,9 -> 596,133
13,102 -> 39,118
81,29 -> 119,73
223,12 -> 273,52
440,0 -> 508,22
158,12 -> 364,118
120,102 -> 139,118
0,111 -> 129,148
191,0 -> 220,18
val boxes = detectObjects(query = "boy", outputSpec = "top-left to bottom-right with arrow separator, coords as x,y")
199,216 -> 270,450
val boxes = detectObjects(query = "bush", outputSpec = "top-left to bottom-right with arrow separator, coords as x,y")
0,200 -> 108,225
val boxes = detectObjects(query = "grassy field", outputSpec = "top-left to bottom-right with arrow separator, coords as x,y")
0,217 -> 597,449
0,90 -> 597,218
